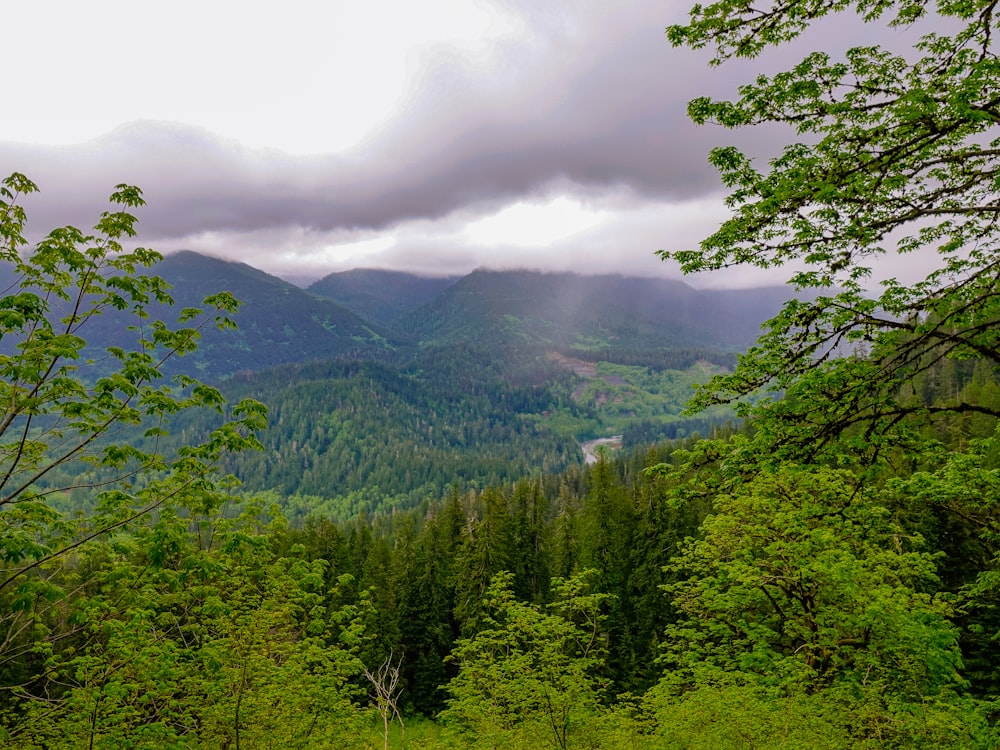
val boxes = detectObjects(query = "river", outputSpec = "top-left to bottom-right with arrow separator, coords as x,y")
580,435 -> 623,465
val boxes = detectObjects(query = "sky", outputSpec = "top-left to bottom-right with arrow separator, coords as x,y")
2,0 -> 851,287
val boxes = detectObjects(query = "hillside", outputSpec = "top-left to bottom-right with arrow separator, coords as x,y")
308,268 -> 458,327
83,257 -> 787,508
398,268 -> 787,356
24,253 -> 791,510
146,343 -> 735,517
61,257 -> 790,380
76,251 -> 402,379
207,355 -> 579,515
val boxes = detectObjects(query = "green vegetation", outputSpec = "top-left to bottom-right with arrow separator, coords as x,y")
441,570 -> 611,749
215,356 -> 578,517
399,268 -> 782,355
33,254 -> 773,510
576,361 -> 728,419
5,0 -> 1000,744
308,268 -> 458,328
144,251 -> 400,379
141,347 -> 730,519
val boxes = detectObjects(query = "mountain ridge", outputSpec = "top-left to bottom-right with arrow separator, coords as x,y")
86,251 -> 402,378
307,268 -> 459,327
67,251 -> 791,379
394,267 -> 786,354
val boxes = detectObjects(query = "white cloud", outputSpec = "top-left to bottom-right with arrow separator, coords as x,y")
4,0 -> 517,154
5,0 -> 891,289
462,197 -> 609,248
317,235 -> 398,265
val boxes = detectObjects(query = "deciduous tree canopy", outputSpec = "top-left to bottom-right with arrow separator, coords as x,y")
663,0 -> 1000,463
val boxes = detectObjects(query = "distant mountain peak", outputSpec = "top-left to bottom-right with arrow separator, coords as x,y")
397,268 -> 788,352
308,268 -> 459,327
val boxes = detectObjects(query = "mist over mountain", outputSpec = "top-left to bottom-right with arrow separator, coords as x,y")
154,255 -> 792,377
396,268 -> 787,354
94,253 -> 788,507
157,252 -> 405,376
5,251 -> 792,382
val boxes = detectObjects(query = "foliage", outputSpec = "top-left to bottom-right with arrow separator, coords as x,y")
567,360 -> 733,433
662,0 -> 1000,464
646,683 -> 849,749
0,174 -> 377,746
0,174 -> 266,701
10,2 -> 1000,733
164,350 -> 734,519
441,570 -> 611,750
662,466 -> 960,696
652,1 -> 1000,742
2,506 -> 370,749
882,426 -> 1000,696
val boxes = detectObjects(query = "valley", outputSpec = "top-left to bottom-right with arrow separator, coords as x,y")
4,230 -> 999,749
66,253 -> 776,517
6,0 -> 1000,742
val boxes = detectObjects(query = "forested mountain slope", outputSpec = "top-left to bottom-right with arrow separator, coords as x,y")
42,254 -> 786,380
11,251 -> 784,514
209,355 -> 581,516
63,251 -> 400,379
399,268 -> 788,353
308,268 -> 459,327
151,252 -> 401,376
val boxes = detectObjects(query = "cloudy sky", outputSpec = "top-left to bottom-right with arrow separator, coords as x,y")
3,0 -> 828,287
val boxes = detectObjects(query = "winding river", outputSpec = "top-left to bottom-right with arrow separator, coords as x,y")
580,435 -> 623,465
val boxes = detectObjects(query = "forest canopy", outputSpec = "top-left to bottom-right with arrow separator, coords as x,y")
2,0 -> 1000,746
662,0 -> 1000,465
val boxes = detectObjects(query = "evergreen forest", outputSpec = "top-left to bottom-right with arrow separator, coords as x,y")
4,0 -> 1000,747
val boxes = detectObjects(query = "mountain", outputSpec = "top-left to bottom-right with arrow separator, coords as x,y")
75,251 -> 401,379
398,269 -> 787,354
699,286 -> 791,339
308,269 -> 459,327
7,251 -> 792,382
15,253 -> 798,514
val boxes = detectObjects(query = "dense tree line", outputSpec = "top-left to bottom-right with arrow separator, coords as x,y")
144,344 -> 731,518
7,0 -> 1000,742
621,415 -> 737,447
6,382 -> 999,746
552,345 -> 737,372
213,356 -> 580,513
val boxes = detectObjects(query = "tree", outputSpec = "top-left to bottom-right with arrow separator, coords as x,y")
441,570 -> 611,750
882,431 -> 1000,698
659,5 -> 1000,741
365,650 -> 405,750
663,0 -> 1000,464
393,499 -> 463,715
3,506 -> 370,748
661,467 -> 959,692
0,173 -> 266,702
656,465 -> 991,748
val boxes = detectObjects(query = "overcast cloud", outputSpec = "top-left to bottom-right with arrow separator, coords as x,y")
1,0 -> 874,286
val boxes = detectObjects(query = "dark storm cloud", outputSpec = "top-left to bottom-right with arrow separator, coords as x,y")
1,0 -> 889,280
1,1 -> 755,239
